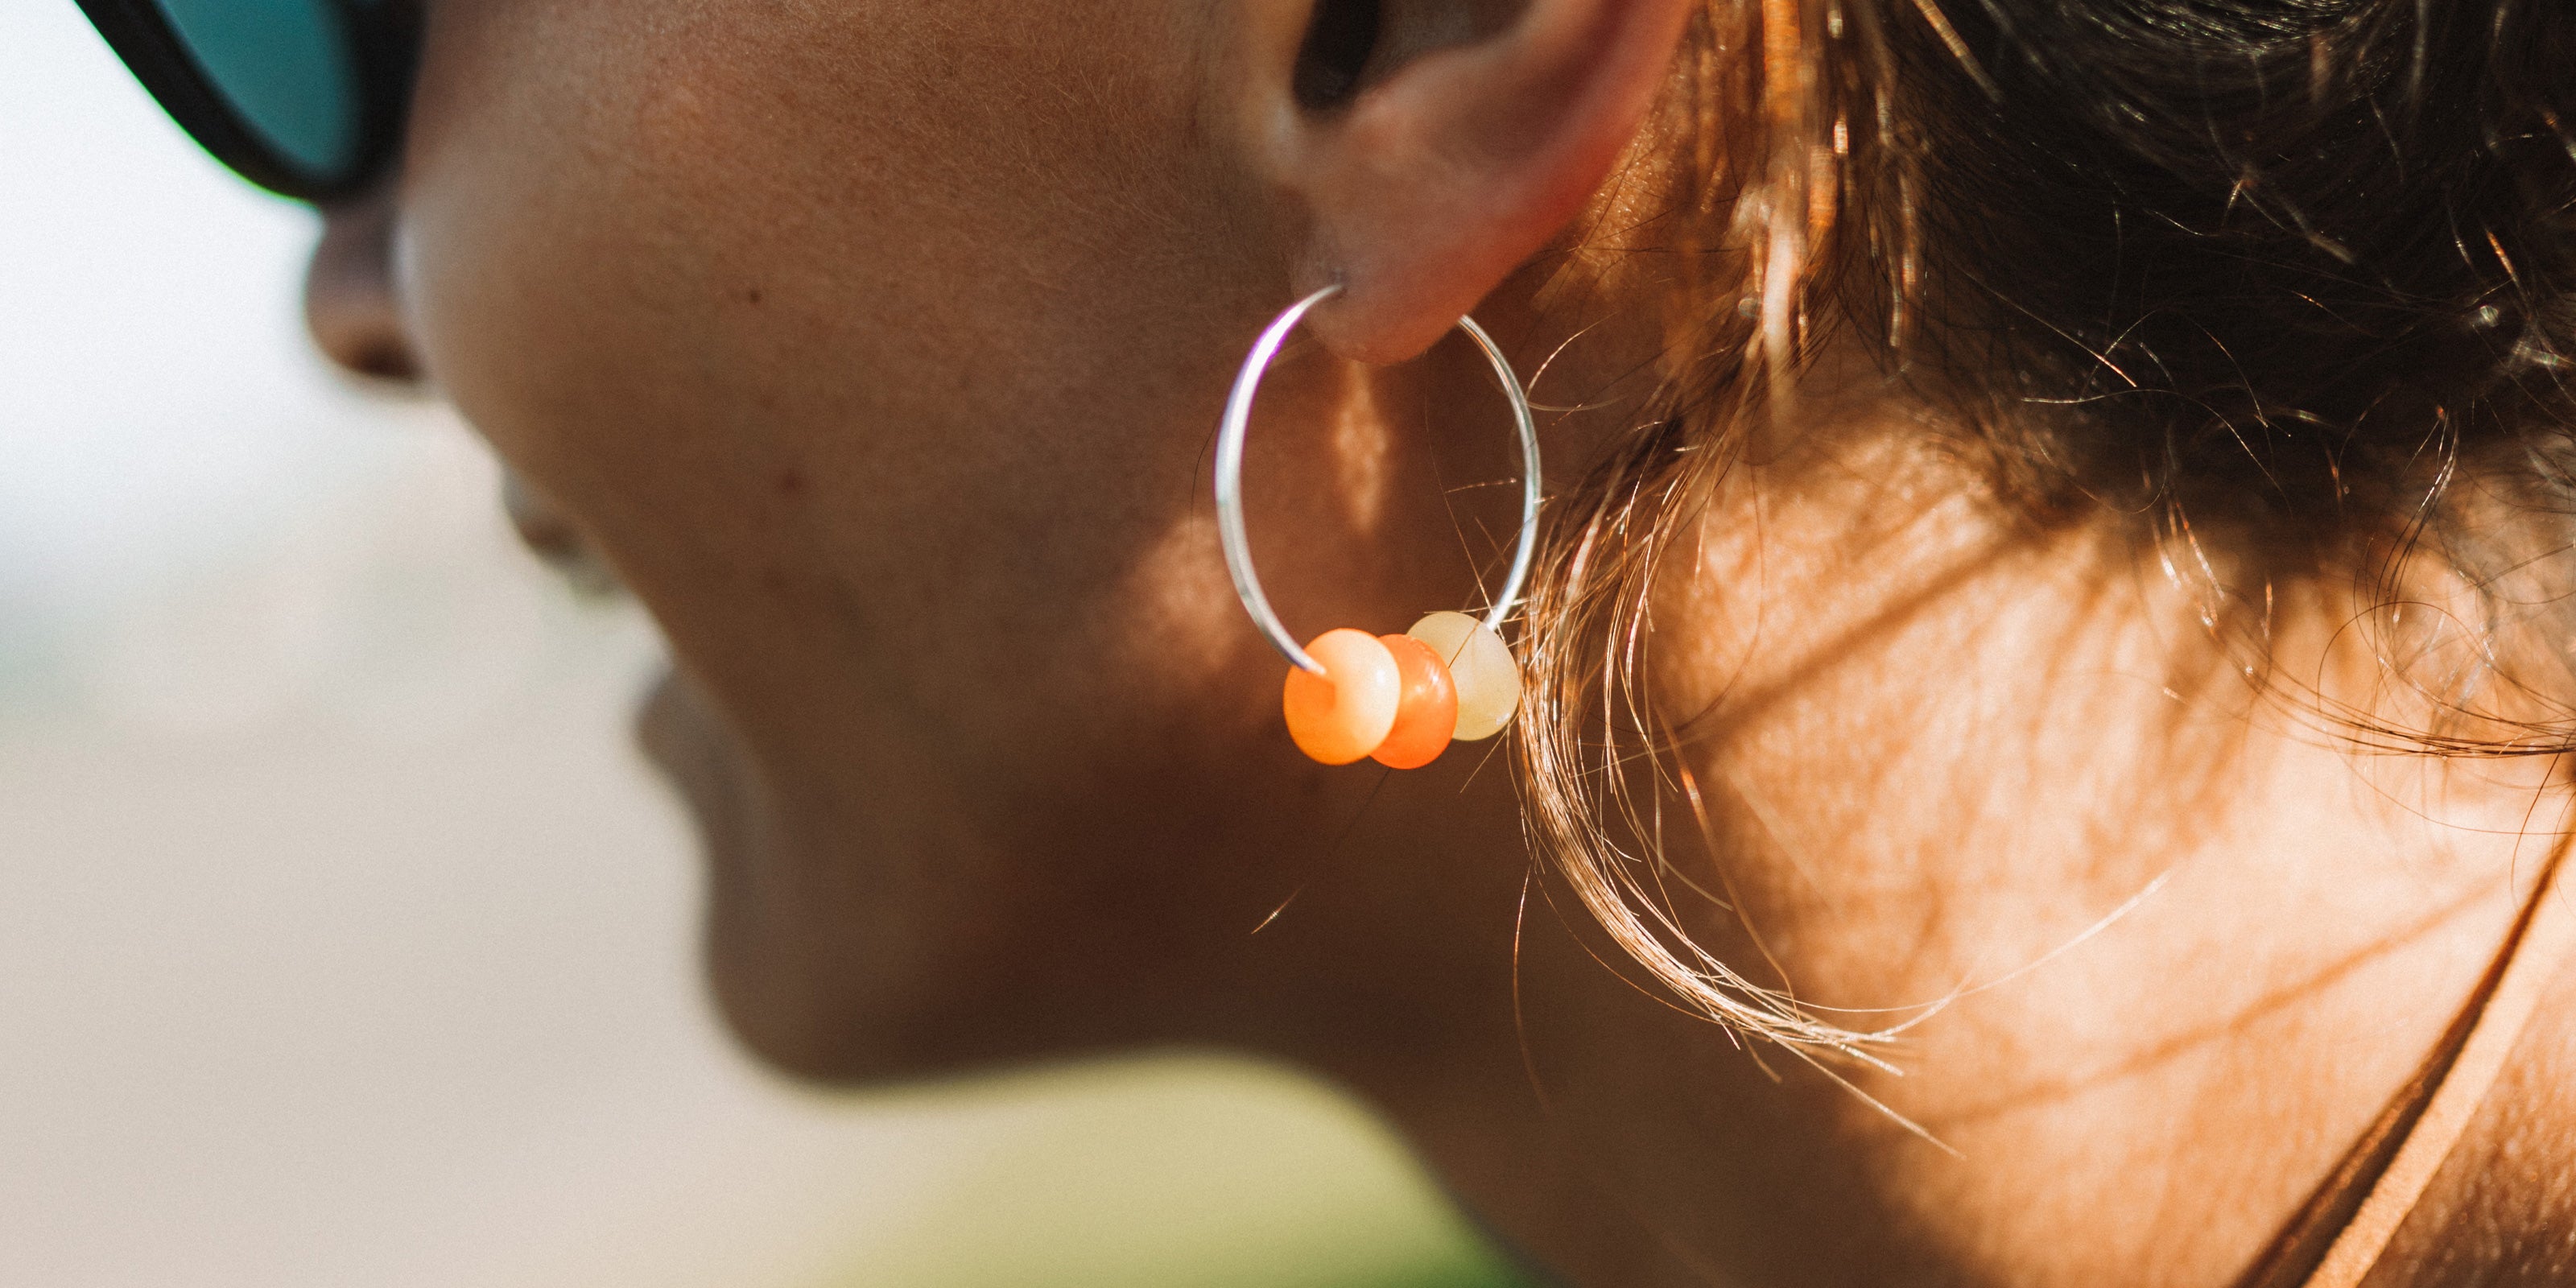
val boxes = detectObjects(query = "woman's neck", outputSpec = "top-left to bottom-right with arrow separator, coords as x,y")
1249,398 -> 2572,1286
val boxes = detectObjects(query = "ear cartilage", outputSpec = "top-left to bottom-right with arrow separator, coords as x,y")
1215,286 -> 1541,767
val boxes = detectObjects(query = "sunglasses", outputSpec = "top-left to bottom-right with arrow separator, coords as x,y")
74,0 -> 419,202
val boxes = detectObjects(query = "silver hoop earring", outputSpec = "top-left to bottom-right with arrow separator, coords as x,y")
1213,284 -> 1542,767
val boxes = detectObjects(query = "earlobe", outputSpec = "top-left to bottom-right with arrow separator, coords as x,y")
1261,0 -> 1695,365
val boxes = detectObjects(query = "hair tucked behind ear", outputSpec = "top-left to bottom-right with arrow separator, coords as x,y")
1512,0 -> 2576,1054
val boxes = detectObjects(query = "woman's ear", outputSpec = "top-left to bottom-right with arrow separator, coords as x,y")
1241,0 -> 1696,363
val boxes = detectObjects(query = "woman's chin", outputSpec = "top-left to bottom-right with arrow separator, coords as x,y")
696,912 -> 1084,1087
636,665 -> 1071,1084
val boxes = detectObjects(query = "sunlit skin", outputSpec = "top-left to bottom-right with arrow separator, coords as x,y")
295,1 -> 2576,1283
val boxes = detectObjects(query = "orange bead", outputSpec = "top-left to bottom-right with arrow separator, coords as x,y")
1282,629 -> 1402,765
1369,634 -> 1459,769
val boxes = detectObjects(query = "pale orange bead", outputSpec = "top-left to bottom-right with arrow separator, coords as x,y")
1406,611 -> 1520,741
1282,629 -> 1402,765
1369,634 -> 1459,769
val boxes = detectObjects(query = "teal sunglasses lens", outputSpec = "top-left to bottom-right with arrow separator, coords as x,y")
150,0 -> 362,180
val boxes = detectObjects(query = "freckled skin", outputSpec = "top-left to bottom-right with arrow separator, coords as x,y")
386,0 -> 1510,1077
293,2 -> 2576,1284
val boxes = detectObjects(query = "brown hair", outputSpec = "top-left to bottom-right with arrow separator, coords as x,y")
1511,0 -> 2576,1053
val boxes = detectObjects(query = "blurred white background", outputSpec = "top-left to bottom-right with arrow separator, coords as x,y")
0,2 -> 1516,1285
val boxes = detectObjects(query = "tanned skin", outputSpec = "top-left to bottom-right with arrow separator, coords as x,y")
298,2 -> 2574,1282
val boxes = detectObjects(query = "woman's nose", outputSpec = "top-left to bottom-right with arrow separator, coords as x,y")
303,188 -> 419,382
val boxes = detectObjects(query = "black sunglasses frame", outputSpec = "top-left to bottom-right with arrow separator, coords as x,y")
73,0 -> 419,203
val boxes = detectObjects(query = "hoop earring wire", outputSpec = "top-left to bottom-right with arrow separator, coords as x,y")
1214,286 -> 1543,671
1212,284 -> 1543,766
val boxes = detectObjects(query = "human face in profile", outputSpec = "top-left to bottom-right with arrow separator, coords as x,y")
301,0 -> 1600,1080
251,0 -> 2576,1284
